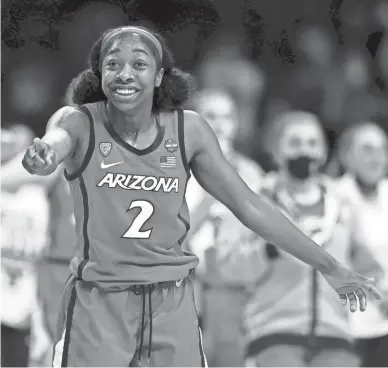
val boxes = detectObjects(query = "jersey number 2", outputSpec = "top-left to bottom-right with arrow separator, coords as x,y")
122,200 -> 154,239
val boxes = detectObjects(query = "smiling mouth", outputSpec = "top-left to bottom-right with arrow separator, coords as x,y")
113,88 -> 139,97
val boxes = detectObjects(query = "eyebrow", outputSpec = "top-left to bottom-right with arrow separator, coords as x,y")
105,47 -> 150,57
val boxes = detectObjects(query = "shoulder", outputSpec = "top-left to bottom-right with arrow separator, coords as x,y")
47,105 -> 90,132
183,109 -> 209,134
181,110 -> 219,162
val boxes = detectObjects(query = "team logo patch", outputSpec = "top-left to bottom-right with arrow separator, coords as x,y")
99,142 -> 112,157
164,139 -> 178,153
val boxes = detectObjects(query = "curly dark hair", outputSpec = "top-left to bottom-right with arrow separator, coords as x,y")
65,26 -> 195,110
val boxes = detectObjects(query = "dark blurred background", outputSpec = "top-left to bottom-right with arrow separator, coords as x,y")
3,0 -> 388,170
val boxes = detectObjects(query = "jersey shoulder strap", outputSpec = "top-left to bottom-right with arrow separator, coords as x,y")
64,104 -> 96,181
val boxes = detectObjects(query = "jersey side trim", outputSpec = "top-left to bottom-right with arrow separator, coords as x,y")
178,213 -> 190,246
177,176 -> 191,246
64,105 -> 96,181
60,282 -> 77,367
76,175 -> 91,279
178,109 -> 190,176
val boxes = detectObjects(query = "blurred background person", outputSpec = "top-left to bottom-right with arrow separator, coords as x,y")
335,122 -> 388,367
2,147 -> 77,366
185,89 -> 263,366
1,125 -> 51,367
244,111 -> 379,367
195,31 -> 266,157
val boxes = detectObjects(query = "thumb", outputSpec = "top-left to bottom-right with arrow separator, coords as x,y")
359,275 -> 376,285
33,138 -> 47,153
350,271 -> 375,284
45,148 -> 55,166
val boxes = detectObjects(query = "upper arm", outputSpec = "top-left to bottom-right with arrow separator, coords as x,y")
44,106 -> 89,165
184,110 -> 255,219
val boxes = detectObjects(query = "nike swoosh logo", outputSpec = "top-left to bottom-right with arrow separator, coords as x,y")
101,161 -> 123,169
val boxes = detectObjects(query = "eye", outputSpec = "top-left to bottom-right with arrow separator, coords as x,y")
134,60 -> 147,69
107,60 -> 119,68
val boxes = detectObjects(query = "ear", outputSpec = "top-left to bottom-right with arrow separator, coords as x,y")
155,68 -> 164,87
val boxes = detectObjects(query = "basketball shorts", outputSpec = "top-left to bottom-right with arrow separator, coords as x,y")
37,260 -> 71,338
52,274 -> 207,367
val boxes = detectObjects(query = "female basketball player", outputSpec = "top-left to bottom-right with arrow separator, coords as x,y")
22,26 -> 381,367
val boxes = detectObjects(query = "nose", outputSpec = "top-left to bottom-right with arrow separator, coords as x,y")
117,63 -> 134,83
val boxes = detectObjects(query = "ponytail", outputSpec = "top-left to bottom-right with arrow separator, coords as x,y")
154,67 -> 196,110
65,68 -> 106,106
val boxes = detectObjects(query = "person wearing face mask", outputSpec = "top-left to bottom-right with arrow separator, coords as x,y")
244,111 -> 379,367
185,89 -> 263,366
336,122 -> 388,367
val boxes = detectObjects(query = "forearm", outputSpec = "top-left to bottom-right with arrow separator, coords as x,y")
239,195 -> 340,273
42,127 -> 74,164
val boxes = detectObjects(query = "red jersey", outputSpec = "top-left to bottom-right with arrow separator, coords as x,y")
66,102 -> 198,289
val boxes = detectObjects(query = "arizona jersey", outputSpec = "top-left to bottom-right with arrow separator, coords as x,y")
66,103 -> 198,289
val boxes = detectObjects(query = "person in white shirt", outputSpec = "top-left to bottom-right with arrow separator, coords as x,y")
1,125 -> 51,367
336,122 -> 388,367
185,89 -> 263,366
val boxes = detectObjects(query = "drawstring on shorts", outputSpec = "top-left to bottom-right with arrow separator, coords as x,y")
133,285 -> 154,366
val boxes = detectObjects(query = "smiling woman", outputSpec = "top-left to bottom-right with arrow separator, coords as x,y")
65,26 -> 195,110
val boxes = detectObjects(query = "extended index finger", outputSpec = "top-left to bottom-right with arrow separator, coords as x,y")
364,284 -> 382,300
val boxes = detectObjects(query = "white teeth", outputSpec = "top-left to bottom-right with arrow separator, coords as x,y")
115,89 -> 137,96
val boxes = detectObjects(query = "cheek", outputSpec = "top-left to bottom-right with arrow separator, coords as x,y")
315,145 -> 327,162
139,70 -> 158,87
282,145 -> 298,157
101,71 -> 113,91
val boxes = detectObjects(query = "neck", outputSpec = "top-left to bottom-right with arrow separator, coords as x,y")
282,172 -> 320,201
354,175 -> 379,198
107,101 -> 154,135
283,172 -> 315,192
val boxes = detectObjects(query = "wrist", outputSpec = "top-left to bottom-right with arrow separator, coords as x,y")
316,255 -> 340,275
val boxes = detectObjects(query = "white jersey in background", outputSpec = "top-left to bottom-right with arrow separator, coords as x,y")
337,174 -> 388,339
1,185 -> 49,329
187,152 -> 263,285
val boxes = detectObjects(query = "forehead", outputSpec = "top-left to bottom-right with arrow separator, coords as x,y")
282,118 -> 323,140
353,126 -> 388,148
198,95 -> 235,116
104,33 -> 155,59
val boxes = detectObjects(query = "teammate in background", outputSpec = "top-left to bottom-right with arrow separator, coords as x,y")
22,25 -> 380,367
336,123 -> 388,367
1,125 -> 51,367
244,111 -> 381,367
186,89 -> 263,366
2,155 -> 77,366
